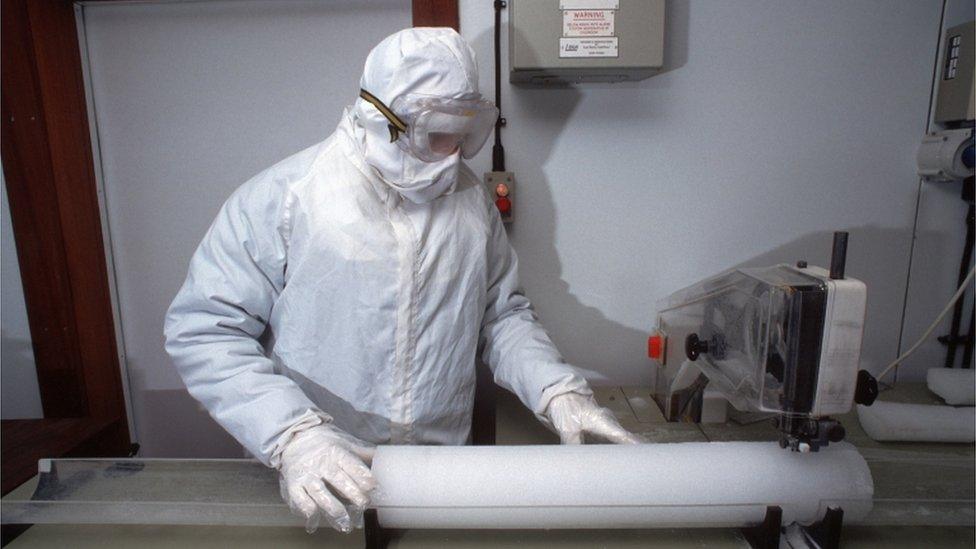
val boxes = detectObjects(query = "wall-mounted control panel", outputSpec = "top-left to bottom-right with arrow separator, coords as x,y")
509,0 -> 666,85
935,21 -> 975,124
485,171 -> 514,223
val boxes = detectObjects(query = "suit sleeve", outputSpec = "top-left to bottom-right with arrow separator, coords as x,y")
164,173 -> 327,467
478,206 -> 590,423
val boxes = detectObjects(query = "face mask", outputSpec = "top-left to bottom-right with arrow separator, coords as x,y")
361,125 -> 462,204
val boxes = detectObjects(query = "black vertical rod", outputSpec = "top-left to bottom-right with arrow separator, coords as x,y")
471,360 -> 496,445
944,204 -> 975,367
829,232 -> 848,280
363,509 -> 387,549
491,0 -> 505,172
962,298 -> 974,368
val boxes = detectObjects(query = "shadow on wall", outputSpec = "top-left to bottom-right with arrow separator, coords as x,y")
503,88 -> 652,385
126,363 -> 243,458
471,0 -> 918,388
661,0 -> 690,77
0,334 -> 34,371
0,333 -> 42,419
467,2 -> 691,385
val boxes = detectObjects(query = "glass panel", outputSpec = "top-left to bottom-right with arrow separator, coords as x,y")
1,165 -> 43,420
655,266 -> 827,415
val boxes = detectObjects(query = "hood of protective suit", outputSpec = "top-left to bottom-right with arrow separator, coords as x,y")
353,27 -> 480,204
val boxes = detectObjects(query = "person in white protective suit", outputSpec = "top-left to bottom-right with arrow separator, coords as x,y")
164,27 -> 643,534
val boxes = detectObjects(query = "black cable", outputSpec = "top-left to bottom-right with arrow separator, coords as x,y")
492,0 -> 505,172
962,292 -> 974,368
941,202 -> 975,367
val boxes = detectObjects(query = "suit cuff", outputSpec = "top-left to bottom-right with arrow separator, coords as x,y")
533,373 -> 592,427
268,408 -> 333,469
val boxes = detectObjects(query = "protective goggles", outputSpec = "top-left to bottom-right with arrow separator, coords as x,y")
360,89 -> 499,162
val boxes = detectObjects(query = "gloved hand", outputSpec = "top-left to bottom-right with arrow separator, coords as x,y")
276,424 -> 377,533
546,392 -> 646,444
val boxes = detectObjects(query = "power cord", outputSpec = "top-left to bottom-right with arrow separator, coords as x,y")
877,265 -> 976,382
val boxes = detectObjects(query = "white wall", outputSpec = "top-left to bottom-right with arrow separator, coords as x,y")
460,0 -> 944,385
81,0 -> 412,456
898,0 -> 975,378
1,164 -> 44,419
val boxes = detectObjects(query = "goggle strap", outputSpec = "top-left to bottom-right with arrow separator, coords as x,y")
359,89 -> 408,142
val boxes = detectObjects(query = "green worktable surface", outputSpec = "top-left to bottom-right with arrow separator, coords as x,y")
5,383 -> 975,548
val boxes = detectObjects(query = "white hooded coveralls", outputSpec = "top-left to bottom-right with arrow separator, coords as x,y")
164,28 -> 588,466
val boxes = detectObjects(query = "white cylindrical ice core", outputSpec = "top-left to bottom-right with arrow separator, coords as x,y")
927,368 -> 976,406
858,401 -> 976,443
371,442 -> 873,529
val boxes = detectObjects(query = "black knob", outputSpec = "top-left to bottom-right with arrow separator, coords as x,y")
828,423 -> 846,443
685,333 -> 709,361
854,370 -> 879,406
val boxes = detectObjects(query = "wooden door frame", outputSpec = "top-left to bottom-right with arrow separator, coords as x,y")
0,0 -> 460,496
412,0 -> 459,29
1,0 -> 131,495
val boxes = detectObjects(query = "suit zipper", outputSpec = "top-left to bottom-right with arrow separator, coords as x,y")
388,204 -> 418,444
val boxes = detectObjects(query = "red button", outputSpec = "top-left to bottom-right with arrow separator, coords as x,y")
648,334 -> 663,359
496,197 -> 512,214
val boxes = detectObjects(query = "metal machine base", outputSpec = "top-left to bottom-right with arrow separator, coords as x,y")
365,505 -> 845,549
741,505 -> 844,549
364,509 -> 391,549
741,506 -> 783,549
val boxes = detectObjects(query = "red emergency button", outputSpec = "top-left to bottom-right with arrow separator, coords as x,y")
648,334 -> 663,359
495,196 -> 512,215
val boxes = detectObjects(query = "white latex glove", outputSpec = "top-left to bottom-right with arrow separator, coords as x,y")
276,424 -> 377,533
546,392 -> 646,444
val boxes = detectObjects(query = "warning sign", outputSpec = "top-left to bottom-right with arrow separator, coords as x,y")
563,10 -> 615,37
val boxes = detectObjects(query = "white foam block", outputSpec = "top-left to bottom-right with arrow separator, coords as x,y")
371,442 -> 873,529
927,368 -> 976,405
857,401 -> 976,443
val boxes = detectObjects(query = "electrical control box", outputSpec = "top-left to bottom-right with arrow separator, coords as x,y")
509,0 -> 665,85
485,171 -> 514,223
935,21 -> 975,124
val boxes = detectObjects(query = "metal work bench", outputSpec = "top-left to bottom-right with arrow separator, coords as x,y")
3,383 -> 974,548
